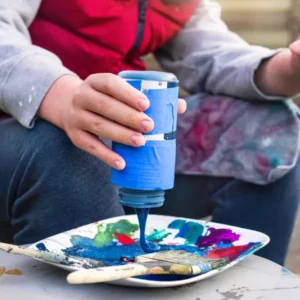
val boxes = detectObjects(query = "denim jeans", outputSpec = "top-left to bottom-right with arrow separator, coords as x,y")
1,118 -> 299,265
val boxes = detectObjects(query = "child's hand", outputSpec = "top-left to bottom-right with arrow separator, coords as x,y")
38,74 -> 186,170
255,40 -> 300,97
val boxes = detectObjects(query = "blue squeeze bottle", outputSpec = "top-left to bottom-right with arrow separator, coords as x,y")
111,70 -> 179,252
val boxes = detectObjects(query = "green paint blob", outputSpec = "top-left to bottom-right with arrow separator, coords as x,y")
146,229 -> 171,242
174,221 -> 205,244
106,220 -> 139,235
268,104 -> 284,112
168,220 -> 206,244
93,220 -> 139,248
270,157 -> 279,167
183,222 -> 205,244
168,219 -> 186,230
93,231 -> 113,247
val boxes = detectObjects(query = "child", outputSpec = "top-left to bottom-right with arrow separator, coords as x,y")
1,0 -> 300,265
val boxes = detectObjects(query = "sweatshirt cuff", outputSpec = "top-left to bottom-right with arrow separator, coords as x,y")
246,49 -> 287,101
1,53 -> 77,128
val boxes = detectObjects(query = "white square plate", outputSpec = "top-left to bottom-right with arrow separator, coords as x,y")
29,214 -> 269,288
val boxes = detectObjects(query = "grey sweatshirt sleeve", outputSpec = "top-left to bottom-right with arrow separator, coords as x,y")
155,0 -> 284,101
0,0 -> 76,128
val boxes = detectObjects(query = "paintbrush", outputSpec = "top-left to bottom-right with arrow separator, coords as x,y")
0,242 -> 104,269
67,250 -> 228,284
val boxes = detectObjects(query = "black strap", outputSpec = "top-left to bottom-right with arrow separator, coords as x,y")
164,131 -> 177,140
128,0 -> 148,56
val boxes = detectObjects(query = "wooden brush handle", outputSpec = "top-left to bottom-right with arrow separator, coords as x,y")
67,263 -> 150,284
67,262 -> 193,284
0,242 -> 55,261
0,242 -> 103,268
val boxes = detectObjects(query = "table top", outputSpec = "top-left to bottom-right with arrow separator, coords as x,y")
0,251 -> 299,300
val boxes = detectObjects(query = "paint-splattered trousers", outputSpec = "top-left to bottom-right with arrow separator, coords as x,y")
0,94 -> 300,266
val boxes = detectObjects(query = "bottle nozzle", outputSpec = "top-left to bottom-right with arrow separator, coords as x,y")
119,188 -> 165,209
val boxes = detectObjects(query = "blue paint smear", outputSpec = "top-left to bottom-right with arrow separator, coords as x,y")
63,241 -> 206,267
135,208 -> 159,253
215,242 -> 234,249
62,235 -> 263,282
231,242 -> 263,264
70,235 -> 95,247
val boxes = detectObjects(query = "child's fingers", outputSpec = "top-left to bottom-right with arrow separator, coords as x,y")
68,129 -> 126,170
178,98 -> 187,114
77,110 -> 146,148
289,40 -> 300,56
77,86 -> 154,133
87,73 -> 150,111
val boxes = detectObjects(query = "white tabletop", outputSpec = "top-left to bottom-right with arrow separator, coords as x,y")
0,251 -> 300,300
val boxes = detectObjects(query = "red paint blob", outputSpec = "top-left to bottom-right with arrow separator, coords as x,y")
114,233 -> 136,245
206,244 -> 254,262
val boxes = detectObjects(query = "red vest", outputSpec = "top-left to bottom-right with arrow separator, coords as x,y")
0,0 -> 199,118
29,0 -> 200,79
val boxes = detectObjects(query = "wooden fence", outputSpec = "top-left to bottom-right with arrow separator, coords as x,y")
219,0 -> 300,48
144,0 -> 300,70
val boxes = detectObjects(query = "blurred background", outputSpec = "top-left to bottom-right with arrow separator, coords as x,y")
218,0 -> 300,276
144,0 -> 300,274
218,0 -> 300,48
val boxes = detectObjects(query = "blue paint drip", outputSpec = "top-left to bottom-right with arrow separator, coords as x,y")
135,208 -> 159,253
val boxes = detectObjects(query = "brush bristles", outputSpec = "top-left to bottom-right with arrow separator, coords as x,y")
141,250 -> 229,272
208,257 -> 229,269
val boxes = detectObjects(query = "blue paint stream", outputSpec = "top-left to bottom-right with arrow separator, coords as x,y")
135,208 -> 160,253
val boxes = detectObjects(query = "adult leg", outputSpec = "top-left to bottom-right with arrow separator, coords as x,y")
0,118 -> 124,245
155,93 -> 300,265
155,160 -> 300,265
211,159 -> 300,265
